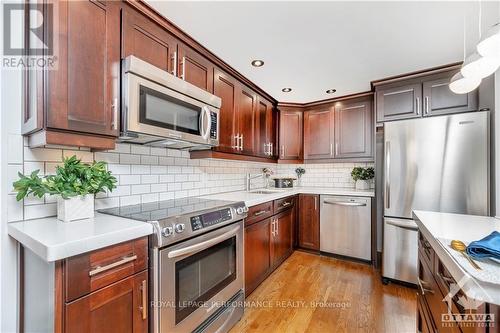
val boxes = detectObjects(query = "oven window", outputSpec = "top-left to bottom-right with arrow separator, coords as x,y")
139,85 -> 201,135
175,236 -> 236,324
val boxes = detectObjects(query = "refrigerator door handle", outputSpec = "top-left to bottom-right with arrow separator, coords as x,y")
385,141 -> 390,209
386,219 -> 418,231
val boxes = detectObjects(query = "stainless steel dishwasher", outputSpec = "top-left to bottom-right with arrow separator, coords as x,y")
320,195 -> 371,261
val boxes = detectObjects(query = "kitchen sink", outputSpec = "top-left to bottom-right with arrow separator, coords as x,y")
249,190 -> 283,194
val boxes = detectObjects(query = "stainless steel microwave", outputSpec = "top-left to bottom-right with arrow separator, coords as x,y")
121,56 -> 221,149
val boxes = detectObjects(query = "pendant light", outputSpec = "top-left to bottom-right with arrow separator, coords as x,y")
450,12 -> 482,94
477,23 -> 500,57
461,1 -> 500,79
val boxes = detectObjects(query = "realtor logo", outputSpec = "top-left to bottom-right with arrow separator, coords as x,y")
3,3 -> 53,56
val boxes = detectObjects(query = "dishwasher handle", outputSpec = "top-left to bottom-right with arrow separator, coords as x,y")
386,219 -> 418,231
323,200 -> 367,207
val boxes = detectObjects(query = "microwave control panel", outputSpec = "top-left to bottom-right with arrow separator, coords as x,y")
210,112 -> 218,140
190,208 -> 232,231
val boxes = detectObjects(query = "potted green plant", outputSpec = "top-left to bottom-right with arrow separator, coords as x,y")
13,156 -> 117,222
351,167 -> 374,190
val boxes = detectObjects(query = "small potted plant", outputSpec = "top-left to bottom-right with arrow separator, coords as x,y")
295,167 -> 306,187
351,167 -> 374,190
262,168 -> 274,188
13,156 -> 117,222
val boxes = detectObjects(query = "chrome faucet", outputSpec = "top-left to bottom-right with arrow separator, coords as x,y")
245,173 -> 264,192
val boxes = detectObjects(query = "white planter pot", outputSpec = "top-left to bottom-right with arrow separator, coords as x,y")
57,194 -> 94,222
355,180 -> 370,190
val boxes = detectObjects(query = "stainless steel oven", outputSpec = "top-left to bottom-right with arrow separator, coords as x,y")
98,198 -> 247,333
121,56 -> 221,149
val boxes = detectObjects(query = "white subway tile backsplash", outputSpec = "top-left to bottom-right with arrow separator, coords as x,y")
120,195 -> 141,206
131,145 -> 151,155
131,184 -> 150,195
141,175 -> 159,184
7,195 -> 23,222
24,147 -> 62,162
141,193 -> 159,203
150,147 -> 167,156
24,203 -> 57,220
110,143 -> 131,154
151,183 -> 168,193
120,175 -> 141,185
120,154 -> 141,165
108,164 -> 131,175
131,165 -> 150,175
63,150 -> 93,163
94,152 -> 120,164
8,134 -> 24,164
141,155 -> 158,165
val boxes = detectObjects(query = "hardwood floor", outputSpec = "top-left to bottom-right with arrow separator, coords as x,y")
231,251 -> 417,333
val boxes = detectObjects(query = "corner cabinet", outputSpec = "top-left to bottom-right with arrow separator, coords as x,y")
23,0 -> 121,150
21,237 -> 149,333
304,107 -> 335,159
278,108 -> 304,161
376,69 -> 478,123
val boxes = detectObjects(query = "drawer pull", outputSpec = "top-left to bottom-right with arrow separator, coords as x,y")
418,278 -> 434,295
438,273 -> 455,285
281,201 -> 291,207
139,279 -> 147,320
89,255 -> 137,277
254,210 -> 269,216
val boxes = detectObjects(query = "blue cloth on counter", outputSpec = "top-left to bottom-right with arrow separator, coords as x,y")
466,231 -> 500,259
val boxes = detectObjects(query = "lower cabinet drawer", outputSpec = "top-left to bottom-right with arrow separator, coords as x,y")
65,270 -> 148,333
245,201 -> 274,226
65,237 -> 148,302
274,196 -> 296,214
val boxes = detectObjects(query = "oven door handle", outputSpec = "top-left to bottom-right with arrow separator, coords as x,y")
167,225 -> 240,259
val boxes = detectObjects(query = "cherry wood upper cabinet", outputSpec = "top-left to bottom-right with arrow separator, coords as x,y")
65,271 -> 148,333
177,43 -> 214,92
213,68 -> 238,152
244,218 -> 271,296
255,97 -> 276,158
304,108 -> 335,159
376,83 -> 422,122
236,86 -> 256,155
278,108 -> 303,160
334,98 -> 373,159
271,209 -> 294,268
298,194 -> 320,251
422,74 -> 478,117
122,6 -> 178,74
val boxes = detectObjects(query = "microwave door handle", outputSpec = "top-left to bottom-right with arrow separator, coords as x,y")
200,106 -> 211,140
167,225 -> 240,259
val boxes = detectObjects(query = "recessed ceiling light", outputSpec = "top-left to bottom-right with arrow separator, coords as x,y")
326,89 -> 337,94
251,60 -> 264,67
282,88 -> 292,92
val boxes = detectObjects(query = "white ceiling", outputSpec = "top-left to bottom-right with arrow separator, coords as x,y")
147,1 -> 500,103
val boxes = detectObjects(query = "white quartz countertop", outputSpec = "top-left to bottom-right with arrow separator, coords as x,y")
8,212 -> 153,262
201,187 -> 374,207
413,210 -> 500,306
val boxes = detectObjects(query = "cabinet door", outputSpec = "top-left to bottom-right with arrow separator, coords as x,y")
177,43 -> 214,92
237,86 -> 256,155
271,209 -> 294,268
122,7 -> 177,73
298,194 -> 320,250
279,109 -> 303,160
213,69 -> 238,152
244,219 -> 271,296
304,108 -> 334,159
376,83 -> 422,122
422,75 -> 478,117
47,0 -> 120,137
65,271 -> 148,333
334,100 -> 373,159
255,97 -> 275,157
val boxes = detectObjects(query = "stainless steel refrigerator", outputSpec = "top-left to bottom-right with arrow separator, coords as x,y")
382,111 -> 489,284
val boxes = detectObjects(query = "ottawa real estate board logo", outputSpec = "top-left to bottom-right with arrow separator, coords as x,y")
3,3 -> 57,69
441,275 -> 495,329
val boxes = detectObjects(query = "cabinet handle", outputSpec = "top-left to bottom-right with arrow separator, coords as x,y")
254,210 -> 269,216
180,56 -> 186,80
280,145 -> 285,158
233,133 -> 239,150
111,98 -> 118,130
139,279 -> 147,320
271,218 -> 275,236
240,134 -> 244,151
385,141 -> 391,209
270,143 -> 273,156
314,196 -> 317,210
330,143 -> 333,156
417,278 -> 434,295
171,51 -> 177,76
335,143 -> 339,156
415,97 -> 420,115
88,255 -> 137,277
276,218 -> 279,236
438,272 -> 455,285
424,96 -> 429,115
264,143 -> 268,155
281,201 -> 291,207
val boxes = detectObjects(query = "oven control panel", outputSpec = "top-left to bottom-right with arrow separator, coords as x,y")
210,112 -> 218,140
190,208 -> 232,231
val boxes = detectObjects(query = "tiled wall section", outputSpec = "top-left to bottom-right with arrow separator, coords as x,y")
7,140 -> 372,222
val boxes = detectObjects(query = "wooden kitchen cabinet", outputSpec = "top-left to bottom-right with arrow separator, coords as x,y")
375,83 -> 422,122
23,0 -> 120,149
422,74 -> 478,117
237,86 -> 257,155
122,6 -> 178,74
65,271 -> 148,333
244,218 -> 272,296
255,97 -> 276,158
213,68 -> 239,152
298,194 -> 320,251
271,209 -> 294,268
177,43 -> 214,92
304,107 -> 335,159
278,108 -> 303,160
334,98 -> 373,159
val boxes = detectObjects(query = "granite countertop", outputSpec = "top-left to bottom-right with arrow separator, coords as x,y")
413,210 -> 500,306
8,212 -> 153,262
200,186 -> 374,207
